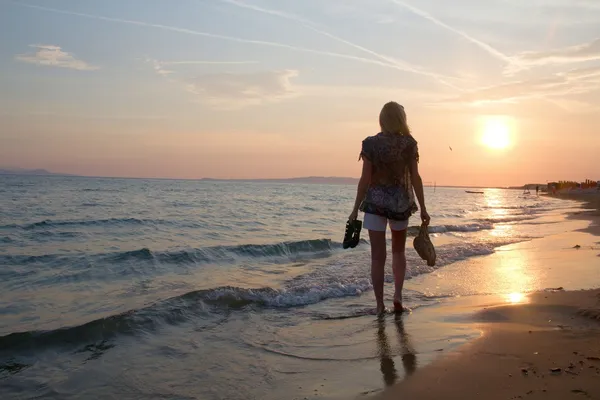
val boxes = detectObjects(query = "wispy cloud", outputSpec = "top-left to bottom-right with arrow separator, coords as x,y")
2,111 -> 169,120
509,38 -> 600,70
13,1 -> 453,81
147,57 -> 438,108
146,57 -> 298,109
560,65 -> 600,79
160,60 -> 259,66
389,0 -> 512,64
185,70 -> 299,109
500,0 -> 600,11
15,44 -> 99,71
220,0 -> 460,89
442,65 -> 600,108
322,3 -> 396,24
146,59 -> 258,77
449,77 -> 567,104
149,59 -> 174,77
545,97 -> 600,115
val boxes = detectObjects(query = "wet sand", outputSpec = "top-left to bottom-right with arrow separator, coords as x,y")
370,193 -> 600,400
553,190 -> 600,235
373,289 -> 600,400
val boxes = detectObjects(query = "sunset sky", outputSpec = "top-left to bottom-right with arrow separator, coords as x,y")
1,0 -> 599,186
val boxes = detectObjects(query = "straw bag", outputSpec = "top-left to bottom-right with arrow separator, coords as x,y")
413,223 -> 436,266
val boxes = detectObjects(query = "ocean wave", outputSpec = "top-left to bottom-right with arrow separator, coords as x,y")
477,216 -> 538,224
26,231 -> 83,240
2,217 -> 205,231
1,254 -> 62,265
105,238 -> 343,264
0,238 -> 529,353
0,283 -> 367,353
1,239 -> 348,269
484,204 -> 544,210
25,218 -> 151,230
407,223 -> 494,235
435,213 -> 467,218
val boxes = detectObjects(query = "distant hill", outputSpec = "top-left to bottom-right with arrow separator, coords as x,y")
0,168 -> 72,176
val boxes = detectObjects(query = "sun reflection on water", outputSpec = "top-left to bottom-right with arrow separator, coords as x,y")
482,189 -> 537,298
490,223 -> 513,238
493,249 -> 535,304
484,190 -> 516,239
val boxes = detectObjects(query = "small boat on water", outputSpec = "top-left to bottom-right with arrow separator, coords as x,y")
465,190 -> 484,194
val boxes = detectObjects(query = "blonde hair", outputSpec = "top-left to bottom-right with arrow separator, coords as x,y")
379,101 -> 411,136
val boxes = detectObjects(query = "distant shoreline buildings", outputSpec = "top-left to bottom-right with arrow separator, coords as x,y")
547,179 -> 600,194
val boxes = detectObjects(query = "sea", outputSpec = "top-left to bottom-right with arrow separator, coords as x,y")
0,175 -> 586,399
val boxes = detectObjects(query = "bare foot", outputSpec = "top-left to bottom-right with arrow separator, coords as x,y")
394,301 -> 411,314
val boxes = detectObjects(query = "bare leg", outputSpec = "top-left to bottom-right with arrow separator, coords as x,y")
369,229 -> 387,313
391,228 -> 407,309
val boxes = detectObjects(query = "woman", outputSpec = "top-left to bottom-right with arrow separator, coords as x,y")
349,102 -> 430,314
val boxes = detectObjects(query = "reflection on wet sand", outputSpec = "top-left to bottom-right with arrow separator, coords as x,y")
376,315 -> 417,387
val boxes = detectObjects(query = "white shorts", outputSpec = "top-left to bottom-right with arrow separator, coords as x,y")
363,213 -> 409,232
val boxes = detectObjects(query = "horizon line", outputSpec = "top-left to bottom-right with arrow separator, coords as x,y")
0,170 -> 551,188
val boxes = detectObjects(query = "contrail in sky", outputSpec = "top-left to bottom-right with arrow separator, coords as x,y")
160,60 -> 259,65
10,1 -> 436,76
220,0 -> 461,89
10,1 -> 460,88
390,0 -> 513,64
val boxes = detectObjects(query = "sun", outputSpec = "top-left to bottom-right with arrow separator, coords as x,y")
480,116 -> 512,150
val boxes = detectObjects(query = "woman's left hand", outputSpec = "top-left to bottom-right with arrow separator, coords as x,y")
420,209 -> 431,226
349,209 -> 358,221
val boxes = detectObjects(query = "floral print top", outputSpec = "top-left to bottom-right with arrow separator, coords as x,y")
358,132 -> 419,221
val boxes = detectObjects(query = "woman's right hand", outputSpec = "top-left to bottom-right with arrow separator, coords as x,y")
420,209 -> 430,226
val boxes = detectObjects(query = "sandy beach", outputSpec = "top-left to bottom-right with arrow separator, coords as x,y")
375,290 -> 600,400
371,192 -> 600,400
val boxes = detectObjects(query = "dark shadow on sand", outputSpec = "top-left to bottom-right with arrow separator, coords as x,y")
376,314 -> 417,387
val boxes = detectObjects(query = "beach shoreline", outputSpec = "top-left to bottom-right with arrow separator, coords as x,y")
560,192 -> 600,236
367,192 -> 600,400
373,289 -> 600,400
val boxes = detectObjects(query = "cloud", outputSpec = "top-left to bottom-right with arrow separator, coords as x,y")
441,65 -> 600,107
389,0 -> 512,64
148,59 -> 174,77
449,77 -> 566,103
15,44 -> 99,71
184,70 -> 299,109
300,84 -> 436,101
3,111 -> 169,120
220,0 -> 460,89
509,38 -> 600,70
501,0 -> 600,11
148,58 -> 260,78
560,65 -> 600,79
13,1 -> 455,82
160,60 -> 259,66
545,97 -> 600,114
147,58 -> 437,108
322,3 -> 396,24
